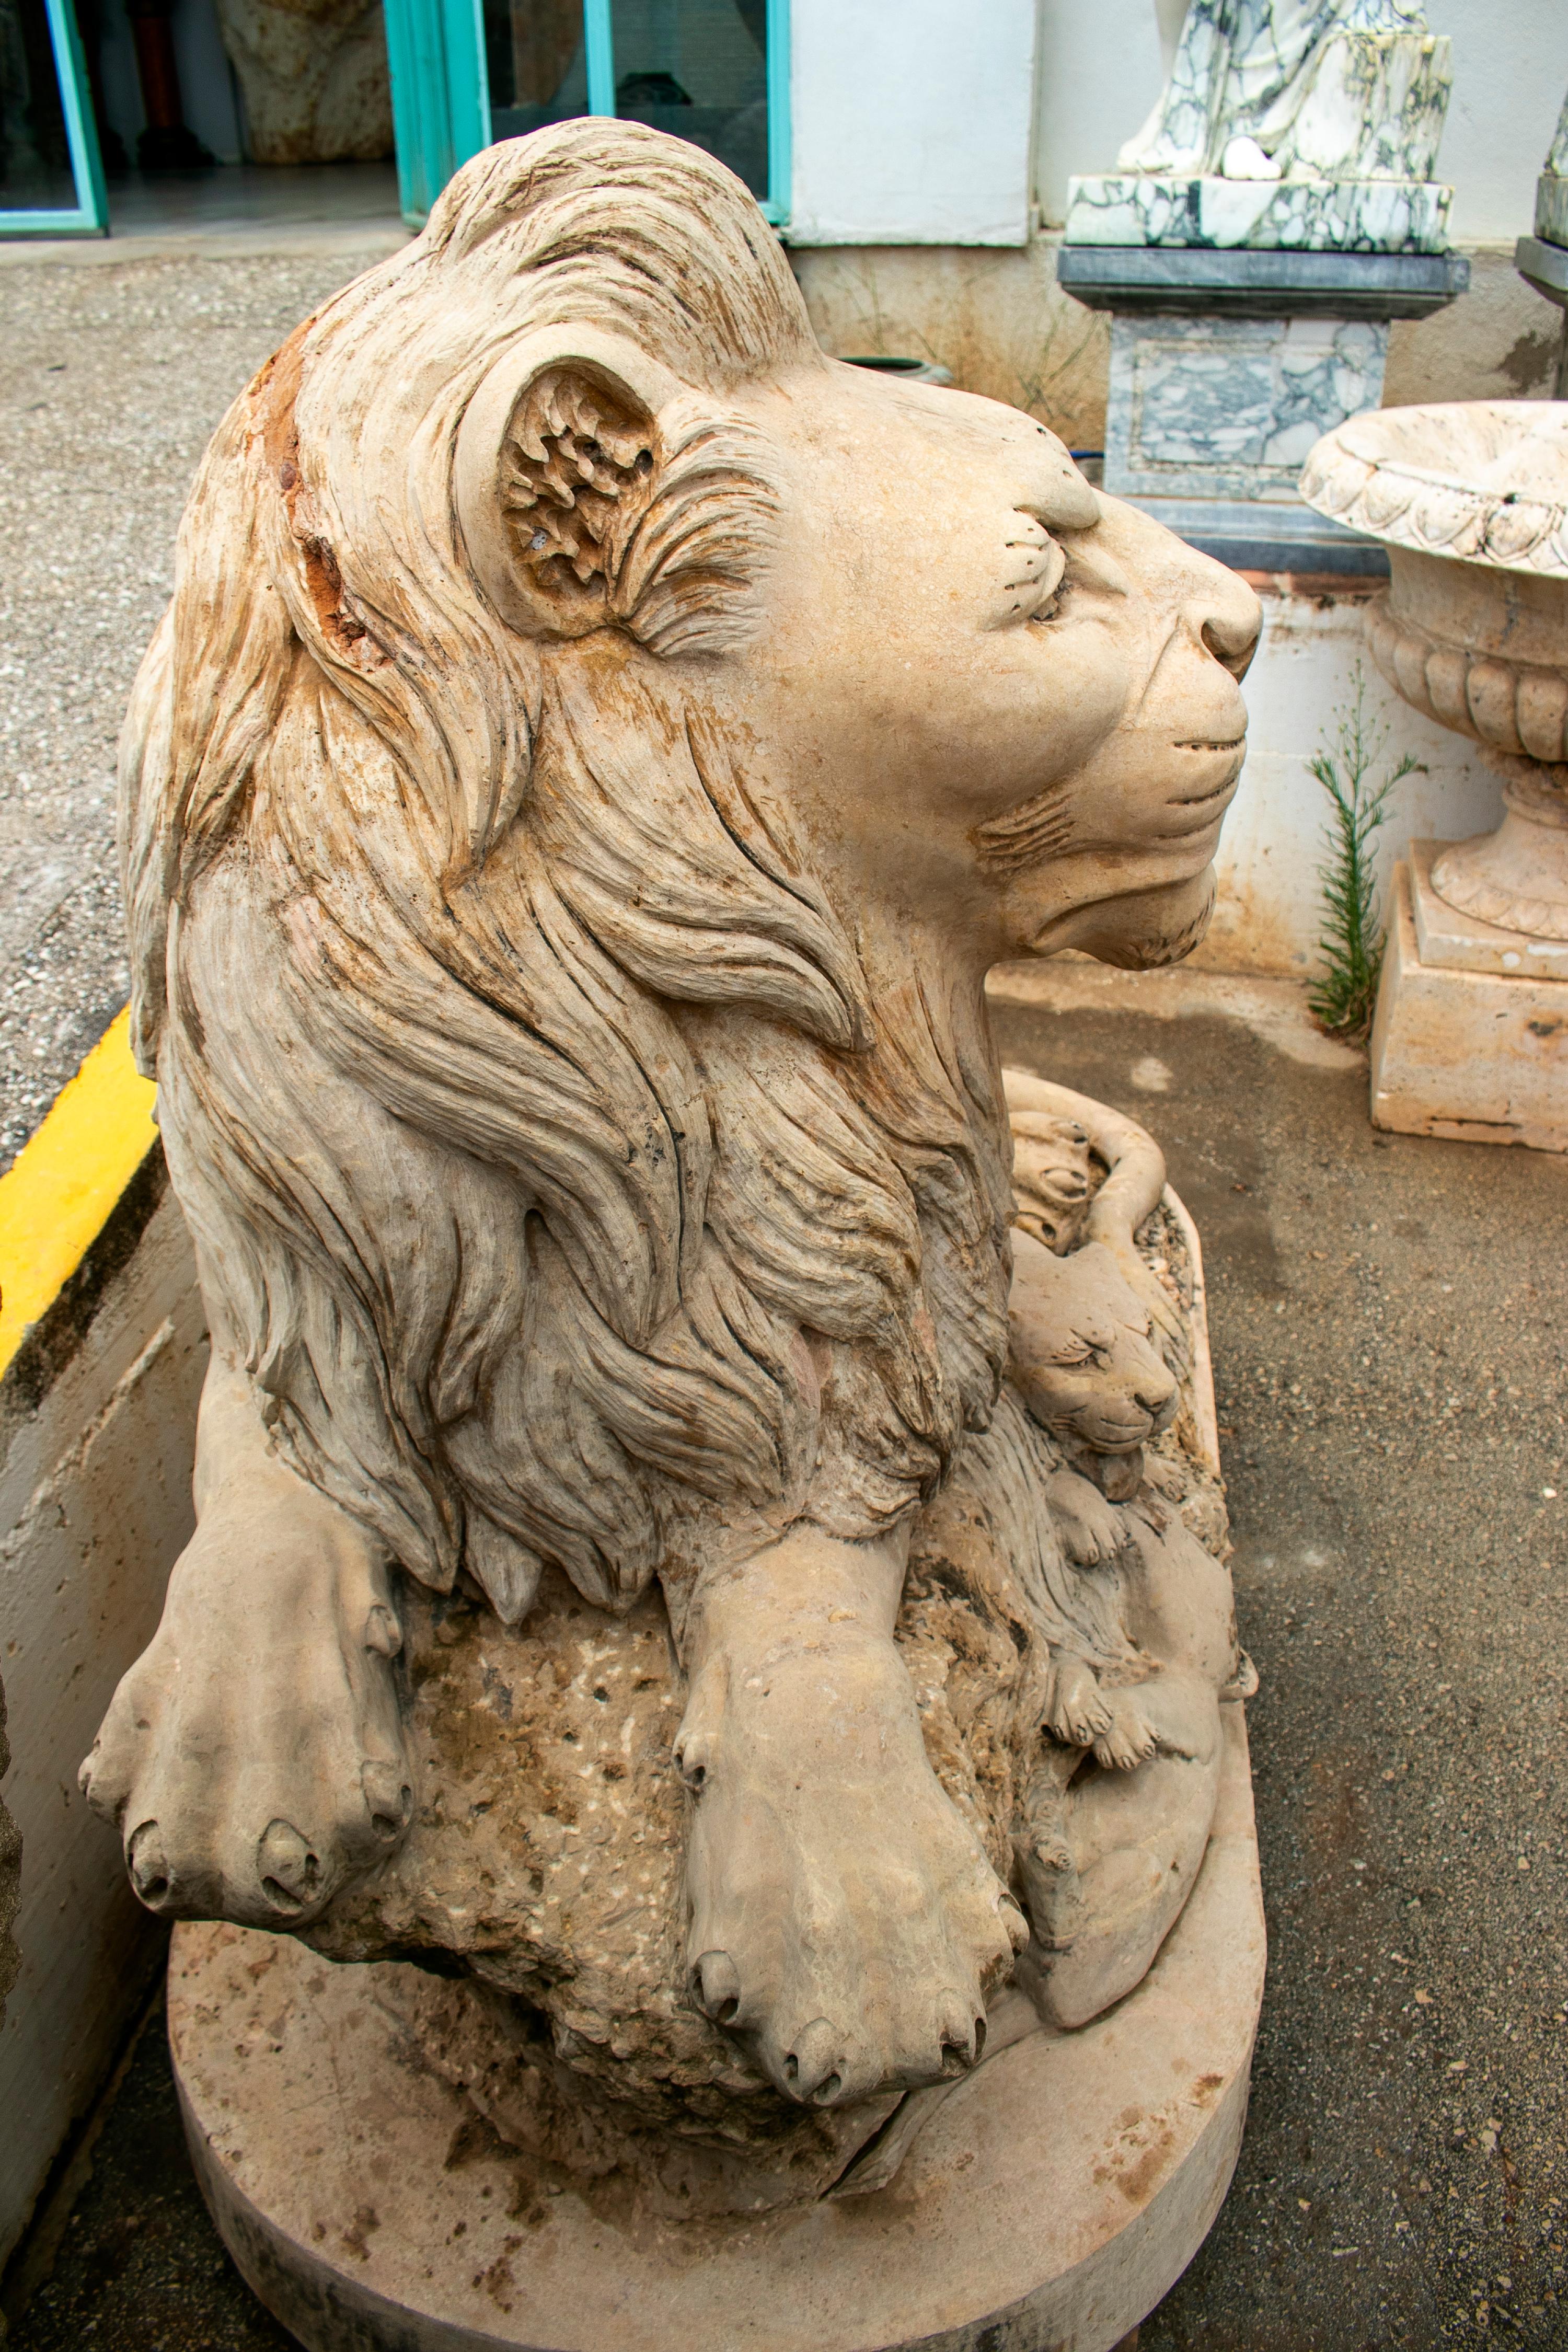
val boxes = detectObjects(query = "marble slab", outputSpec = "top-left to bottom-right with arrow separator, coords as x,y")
1064,173 -> 1451,253
1055,244 -> 1468,319
1112,494 -> 1387,575
1537,174 -> 1568,252
1105,312 -> 1389,504
1516,234 -> 1568,316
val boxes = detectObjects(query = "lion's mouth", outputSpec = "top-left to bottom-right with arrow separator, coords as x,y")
1166,736 -> 1246,825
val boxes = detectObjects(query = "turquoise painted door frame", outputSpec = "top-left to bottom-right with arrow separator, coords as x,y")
385,0 -> 789,230
0,0 -> 108,238
383,0 -> 490,226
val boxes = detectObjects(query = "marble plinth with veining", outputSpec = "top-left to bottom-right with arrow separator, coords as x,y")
1064,172 -> 1450,252
1538,175 -> 1568,253
1107,313 -> 1388,504
1539,89 -> 1568,249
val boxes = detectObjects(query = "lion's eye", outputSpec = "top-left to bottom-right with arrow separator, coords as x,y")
1049,1339 -> 1098,1367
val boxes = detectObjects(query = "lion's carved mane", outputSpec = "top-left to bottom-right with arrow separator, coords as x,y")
124,122 -> 1016,1629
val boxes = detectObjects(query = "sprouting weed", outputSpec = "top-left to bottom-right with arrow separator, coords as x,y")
1309,664 -> 1422,1041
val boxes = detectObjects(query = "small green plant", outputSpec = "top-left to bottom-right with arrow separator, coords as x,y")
1308,665 -> 1422,1041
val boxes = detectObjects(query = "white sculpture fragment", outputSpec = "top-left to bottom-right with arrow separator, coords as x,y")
214,0 -> 393,165
1066,0 -> 1453,250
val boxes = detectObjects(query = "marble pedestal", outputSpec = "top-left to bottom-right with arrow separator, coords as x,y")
1371,845 -> 1568,1152
168,1711 -> 1264,2352
1515,234 -> 1568,401
1056,248 -> 1467,574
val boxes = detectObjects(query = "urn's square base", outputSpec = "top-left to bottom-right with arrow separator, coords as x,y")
1370,858 -> 1568,1152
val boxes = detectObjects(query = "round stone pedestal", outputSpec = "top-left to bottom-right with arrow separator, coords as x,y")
169,1711 -> 1263,2352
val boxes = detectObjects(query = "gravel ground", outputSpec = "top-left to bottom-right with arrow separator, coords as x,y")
0,246 -> 397,1171
7,978 -> 1566,2351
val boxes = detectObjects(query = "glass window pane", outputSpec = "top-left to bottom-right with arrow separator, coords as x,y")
487,0 -> 589,141
0,0 -> 79,211
612,0 -> 766,202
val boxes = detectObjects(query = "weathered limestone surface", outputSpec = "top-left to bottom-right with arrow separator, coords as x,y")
0,1177 -> 207,2269
1371,858 -> 1568,1151
79,120 -> 1266,2339
0,1685 -> 18,2030
1303,402 -> 1568,939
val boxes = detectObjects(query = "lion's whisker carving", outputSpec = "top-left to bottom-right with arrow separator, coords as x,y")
84,119 -> 1263,2256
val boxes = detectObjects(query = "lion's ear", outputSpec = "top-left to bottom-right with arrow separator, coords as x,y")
454,327 -> 684,639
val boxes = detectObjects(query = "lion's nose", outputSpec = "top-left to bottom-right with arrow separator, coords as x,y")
1194,563 -> 1262,682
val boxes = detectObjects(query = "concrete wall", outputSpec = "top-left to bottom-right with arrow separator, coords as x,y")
788,0 -> 1565,426
0,1172 -> 204,2271
1193,585 -> 1502,981
791,233 -> 1562,447
791,235 -> 1112,448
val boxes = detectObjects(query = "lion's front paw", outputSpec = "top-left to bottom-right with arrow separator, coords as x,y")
679,1622 -> 1025,2109
80,1483 -> 412,1929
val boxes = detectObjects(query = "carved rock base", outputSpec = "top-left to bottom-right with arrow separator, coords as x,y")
1371,850 -> 1568,1152
169,1709 -> 1262,2352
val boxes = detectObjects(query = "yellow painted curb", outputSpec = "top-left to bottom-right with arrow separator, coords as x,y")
0,1008 -> 158,1381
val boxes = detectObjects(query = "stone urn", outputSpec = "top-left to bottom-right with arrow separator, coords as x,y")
1301,401 -> 1568,940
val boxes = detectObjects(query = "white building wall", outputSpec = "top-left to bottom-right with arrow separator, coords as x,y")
1194,590 -> 1503,979
788,0 -> 1036,244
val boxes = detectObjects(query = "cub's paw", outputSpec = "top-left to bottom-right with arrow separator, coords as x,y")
1046,1654 -> 1113,1749
1092,1696 -> 1159,1772
1045,1467 -> 1128,1568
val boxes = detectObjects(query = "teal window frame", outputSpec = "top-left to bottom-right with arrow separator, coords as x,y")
0,0 -> 108,238
386,0 -> 789,230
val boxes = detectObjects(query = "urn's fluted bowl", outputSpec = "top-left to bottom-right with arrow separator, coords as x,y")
1301,402 -> 1568,940
1300,401 -> 1568,579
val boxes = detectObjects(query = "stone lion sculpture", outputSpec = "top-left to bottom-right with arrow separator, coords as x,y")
83,121 -> 1260,2207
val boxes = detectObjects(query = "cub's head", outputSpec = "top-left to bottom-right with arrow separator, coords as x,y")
1008,1232 -> 1179,1474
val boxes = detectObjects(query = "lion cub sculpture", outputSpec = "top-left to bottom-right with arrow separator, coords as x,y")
82,120 -> 1259,2209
